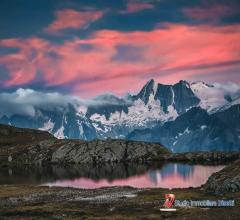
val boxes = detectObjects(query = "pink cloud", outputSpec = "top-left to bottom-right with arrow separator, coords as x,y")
0,38 -> 51,86
121,1 -> 154,13
1,24 -> 240,97
45,9 -> 104,34
183,4 -> 238,22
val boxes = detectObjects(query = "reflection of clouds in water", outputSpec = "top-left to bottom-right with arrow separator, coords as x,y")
8,169 -> 12,175
147,163 -> 195,187
0,163 -> 224,188
159,163 -> 194,180
46,164 -> 225,189
147,170 -> 158,185
176,164 -> 195,180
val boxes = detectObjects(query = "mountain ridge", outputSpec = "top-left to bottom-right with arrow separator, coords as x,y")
1,79 -> 240,152
128,105 -> 240,152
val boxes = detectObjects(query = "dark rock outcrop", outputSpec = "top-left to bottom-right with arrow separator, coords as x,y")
164,152 -> 240,163
203,159 -> 240,194
50,139 -> 171,164
0,124 -> 54,146
0,124 -> 171,166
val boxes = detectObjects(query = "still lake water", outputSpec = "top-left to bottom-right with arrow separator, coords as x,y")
0,163 -> 224,189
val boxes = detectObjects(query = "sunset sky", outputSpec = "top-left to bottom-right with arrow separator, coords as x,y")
0,0 -> 240,97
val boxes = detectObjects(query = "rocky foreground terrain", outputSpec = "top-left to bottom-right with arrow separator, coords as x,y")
0,185 -> 240,220
1,124 -> 240,219
204,159 -> 240,195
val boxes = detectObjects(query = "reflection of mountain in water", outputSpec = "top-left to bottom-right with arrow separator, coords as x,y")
0,163 -> 164,184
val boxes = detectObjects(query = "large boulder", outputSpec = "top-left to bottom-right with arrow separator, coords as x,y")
203,159 -> 240,194
51,139 -> 171,164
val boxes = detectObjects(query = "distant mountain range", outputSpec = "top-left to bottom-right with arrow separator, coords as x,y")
1,79 -> 240,152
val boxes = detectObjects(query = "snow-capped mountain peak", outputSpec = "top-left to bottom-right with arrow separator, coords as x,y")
133,79 -> 159,104
190,81 -> 240,113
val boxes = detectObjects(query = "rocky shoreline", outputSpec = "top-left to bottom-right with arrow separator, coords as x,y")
163,152 -> 240,163
204,159 -> 240,195
1,138 -> 172,166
